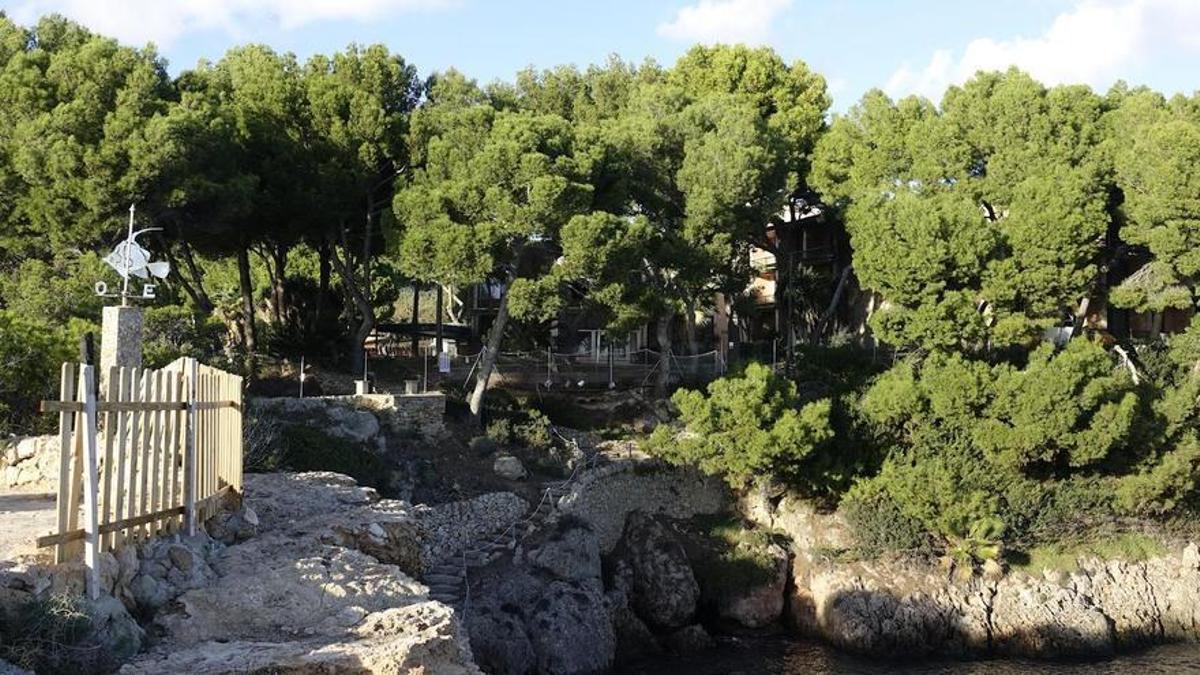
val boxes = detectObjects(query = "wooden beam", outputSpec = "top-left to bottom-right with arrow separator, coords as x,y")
41,400 -> 239,413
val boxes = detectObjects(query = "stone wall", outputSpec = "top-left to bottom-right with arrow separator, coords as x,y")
0,435 -> 57,492
248,393 -> 445,446
558,460 -> 728,552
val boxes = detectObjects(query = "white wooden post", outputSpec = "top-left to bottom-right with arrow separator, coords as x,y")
79,365 -> 101,599
184,358 -> 198,536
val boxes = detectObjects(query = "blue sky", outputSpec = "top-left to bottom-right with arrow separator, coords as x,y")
5,0 -> 1199,111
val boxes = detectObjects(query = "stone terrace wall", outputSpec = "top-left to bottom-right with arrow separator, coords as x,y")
249,393 -> 445,443
1,435 -> 57,492
558,460 -> 727,552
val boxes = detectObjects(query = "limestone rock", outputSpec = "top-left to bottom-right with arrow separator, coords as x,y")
122,602 -> 480,674
712,541 -> 789,628
204,504 -> 259,545
527,519 -> 601,585
493,454 -> 528,481
129,535 -> 218,613
528,580 -> 616,674
788,553 -> 991,657
663,624 -> 714,654
990,578 -> 1113,657
465,598 -> 537,675
617,512 -> 699,629
608,600 -> 661,666
87,595 -> 145,665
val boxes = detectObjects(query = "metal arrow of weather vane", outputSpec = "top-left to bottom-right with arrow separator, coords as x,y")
95,204 -> 170,305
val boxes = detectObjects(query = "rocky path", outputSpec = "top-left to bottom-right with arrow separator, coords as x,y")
422,429 -> 605,607
423,482 -> 570,604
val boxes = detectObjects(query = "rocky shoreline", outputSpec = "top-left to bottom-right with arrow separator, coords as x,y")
3,463 -> 1196,674
739,490 -> 1200,661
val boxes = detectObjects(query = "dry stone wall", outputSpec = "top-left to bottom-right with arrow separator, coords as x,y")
249,393 -> 445,445
558,460 -> 727,552
0,435 -> 57,492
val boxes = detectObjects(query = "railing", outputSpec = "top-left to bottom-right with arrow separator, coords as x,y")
36,357 -> 242,598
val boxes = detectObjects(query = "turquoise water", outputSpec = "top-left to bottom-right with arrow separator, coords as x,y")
618,637 -> 1200,674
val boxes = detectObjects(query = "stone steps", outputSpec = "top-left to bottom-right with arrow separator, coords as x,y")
420,456 -> 601,607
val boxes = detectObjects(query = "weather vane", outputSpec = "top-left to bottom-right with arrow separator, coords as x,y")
95,204 -> 170,305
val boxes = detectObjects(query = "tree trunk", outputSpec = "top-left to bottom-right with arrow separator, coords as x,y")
314,240 -> 332,330
236,246 -> 257,375
816,265 -> 853,340
411,283 -> 421,355
468,274 -> 514,421
161,242 -> 213,314
684,298 -> 700,355
272,244 -> 288,323
435,284 -> 445,355
655,314 -> 673,399
329,241 -> 375,377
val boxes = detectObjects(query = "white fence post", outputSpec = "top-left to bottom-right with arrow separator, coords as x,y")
184,357 -> 198,537
79,365 -> 101,600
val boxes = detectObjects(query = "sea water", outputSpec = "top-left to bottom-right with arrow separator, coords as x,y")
617,636 -> 1200,674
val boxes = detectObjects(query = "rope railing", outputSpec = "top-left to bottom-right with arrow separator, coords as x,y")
454,426 -> 602,618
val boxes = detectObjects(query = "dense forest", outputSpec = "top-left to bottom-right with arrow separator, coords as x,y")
1,14 -> 1198,560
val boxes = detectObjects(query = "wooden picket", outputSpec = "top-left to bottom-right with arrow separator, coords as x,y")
38,357 -> 243,598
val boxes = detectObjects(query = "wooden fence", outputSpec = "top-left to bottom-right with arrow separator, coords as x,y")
37,357 -> 242,597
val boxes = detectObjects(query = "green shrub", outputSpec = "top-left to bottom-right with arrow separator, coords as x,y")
469,435 -> 498,457
646,363 -> 833,489
682,514 -> 787,602
1116,434 -> 1200,515
485,418 -> 514,445
0,310 -> 73,435
142,305 -> 226,369
840,479 -> 932,558
0,593 -> 93,674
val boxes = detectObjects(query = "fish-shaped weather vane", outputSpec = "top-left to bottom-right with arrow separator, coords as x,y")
95,204 -> 170,303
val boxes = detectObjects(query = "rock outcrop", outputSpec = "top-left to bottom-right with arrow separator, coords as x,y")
466,519 -> 616,674
616,512 -> 700,630
711,540 -> 790,629
120,472 -> 489,674
788,542 -> 1200,659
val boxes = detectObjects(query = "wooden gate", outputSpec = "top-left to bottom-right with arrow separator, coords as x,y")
38,357 -> 242,597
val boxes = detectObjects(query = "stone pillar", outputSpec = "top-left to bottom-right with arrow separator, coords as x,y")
100,305 -> 143,377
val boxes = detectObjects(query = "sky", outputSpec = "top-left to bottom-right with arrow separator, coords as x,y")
4,0 -> 1200,112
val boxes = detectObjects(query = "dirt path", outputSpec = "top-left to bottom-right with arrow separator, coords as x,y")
0,491 -> 57,562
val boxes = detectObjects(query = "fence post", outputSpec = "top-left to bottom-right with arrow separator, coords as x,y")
79,365 -> 101,600
54,364 -> 77,564
184,358 -> 198,537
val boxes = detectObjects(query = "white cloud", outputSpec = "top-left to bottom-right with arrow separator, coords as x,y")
886,0 -> 1200,101
7,0 -> 454,48
658,0 -> 793,44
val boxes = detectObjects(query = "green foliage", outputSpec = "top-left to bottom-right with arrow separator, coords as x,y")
852,339 -> 1147,558
680,514 -> 788,601
812,71 -> 1111,353
0,310 -> 72,434
840,479 -> 932,558
975,340 -> 1139,470
647,363 -> 833,488
1116,434 -> 1200,514
1009,532 -> 1166,573
142,305 -> 225,368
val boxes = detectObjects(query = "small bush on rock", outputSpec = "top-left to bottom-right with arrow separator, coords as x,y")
0,593 -> 92,674
840,480 -> 932,558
